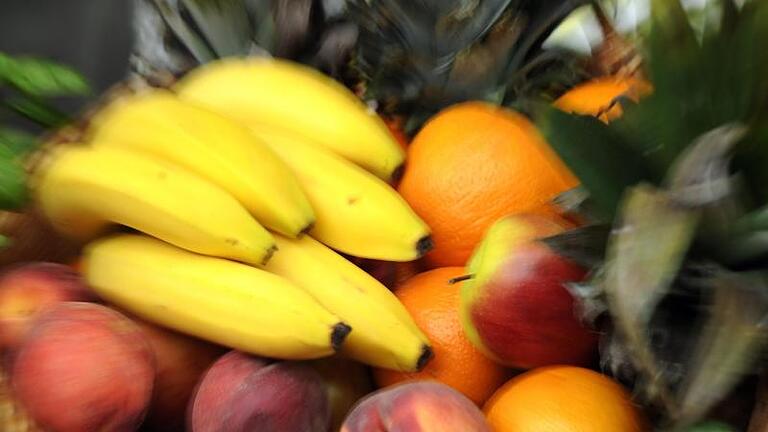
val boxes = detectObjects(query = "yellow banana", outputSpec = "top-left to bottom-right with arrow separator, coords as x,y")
174,57 -> 405,181
264,233 -> 432,371
254,127 -> 432,261
84,234 -> 350,359
86,89 -> 315,238
32,145 -> 275,265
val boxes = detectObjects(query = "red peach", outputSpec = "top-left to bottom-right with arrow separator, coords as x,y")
341,381 -> 490,432
11,302 -> 155,432
189,351 -> 331,432
129,315 -> 224,432
309,356 -> 374,431
0,262 -> 96,352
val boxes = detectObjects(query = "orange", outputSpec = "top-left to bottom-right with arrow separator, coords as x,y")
484,365 -> 647,432
554,76 -> 653,123
398,102 -> 578,268
373,267 -> 508,406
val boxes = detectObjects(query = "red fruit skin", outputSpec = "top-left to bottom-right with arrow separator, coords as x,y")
11,302 -> 155,432
189,351 -> 331,432
342,381 -> 491,432
0,262 -> 97,352
470,243 -> 598,369
340,393 -> 386,432
131,317 -> 224,432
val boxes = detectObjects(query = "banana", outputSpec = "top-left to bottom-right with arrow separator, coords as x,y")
253,127 -> 432,261
84,234 -> 350,359
264,233 -> 432,371
86,89 -> 315,238
174,57 -> 405,181
32,145 -> 276,265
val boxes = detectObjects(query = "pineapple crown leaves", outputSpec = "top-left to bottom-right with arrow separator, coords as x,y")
0,52 -> 90,211
537,0 -> 768,427
132,0 -> 358,83
348,0 -> 590,127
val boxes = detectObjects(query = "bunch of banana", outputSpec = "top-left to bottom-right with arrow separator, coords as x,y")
31,57 -> 434,370
86,90 -> 315,238
175,58 -> 432,261
32,145 -> 277,266
84,234 -> 350,359
264,233 -> 432,371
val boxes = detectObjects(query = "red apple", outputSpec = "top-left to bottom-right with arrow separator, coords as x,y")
460,214 -> 598,369
0,262 -> 96,352
341,381 -> 490,432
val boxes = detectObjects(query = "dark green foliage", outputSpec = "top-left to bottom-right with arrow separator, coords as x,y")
0,52 -> 90,210
537,1 -> 768,428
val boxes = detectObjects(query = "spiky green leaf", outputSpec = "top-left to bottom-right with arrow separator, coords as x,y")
604,184 -> 699,408
0,155 -> 27,210
179,0 -> 253,57
674,269 -> 768,428
536,105 -> 651,219
0,128 -> 38,157
0,52 -> 90,97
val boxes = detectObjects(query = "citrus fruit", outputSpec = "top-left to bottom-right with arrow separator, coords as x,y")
484,365 -> 646,432
398,102 -> 578,268
373,267 -> 509,406
553,76 -> 652,123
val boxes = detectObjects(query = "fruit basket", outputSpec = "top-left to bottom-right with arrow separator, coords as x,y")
1,1 -> 768,431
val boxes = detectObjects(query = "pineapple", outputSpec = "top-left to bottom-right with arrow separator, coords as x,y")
347,0 -> 590,130
536,0 -> 768,428
130,0 -> 358,84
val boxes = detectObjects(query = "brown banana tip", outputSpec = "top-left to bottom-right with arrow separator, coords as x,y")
261,245 -> 279,265
297,221 -> 315,238
390,162 -> 405,183
415,235 -> 434,257
331,323 -> 352,351
416,344 -> 434,371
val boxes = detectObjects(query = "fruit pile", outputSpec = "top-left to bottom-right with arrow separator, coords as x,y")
2,0 -> 766,431
0,54 -> 653,432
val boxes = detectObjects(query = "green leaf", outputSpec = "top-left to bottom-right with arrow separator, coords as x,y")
604,185 -> 700,410
675,269 -> 768,427
3,95 -> 70,128
179,0 -> 252,57
666,123 -> 746,207
151,0 -> 218,63
541,224 -> 611,269
0,127 -> 39,157
0,234 -> 9,249
0,154 -> 27,209
535,105 -> 652,219
0,52 -> 90,97
611,0 -> 768,176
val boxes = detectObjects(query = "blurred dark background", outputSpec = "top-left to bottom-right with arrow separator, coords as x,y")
0,0 -> 135,106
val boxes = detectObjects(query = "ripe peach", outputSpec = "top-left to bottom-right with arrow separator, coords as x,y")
129,315 -> 224,432
341,381 -> 490,432
189,351 -> 330,431
309,356 -> 374,430
10,302 -> 154,432
0,262 -> 96,352
460,214 -> 599,369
